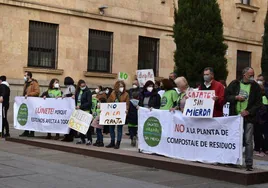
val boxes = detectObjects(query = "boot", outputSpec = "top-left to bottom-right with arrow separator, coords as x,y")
28,131 -> 35,137
106,141 -> 115,148
93,140 -> 100,147
61,135 -> 73,142
98,142 -> 104,147
19,131 -> 29,137
114,141 -> 121,149
54,134 -> 60,140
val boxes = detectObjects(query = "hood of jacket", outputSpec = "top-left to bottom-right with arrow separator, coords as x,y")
1,81 -> 9,87
130,99 -> 139,107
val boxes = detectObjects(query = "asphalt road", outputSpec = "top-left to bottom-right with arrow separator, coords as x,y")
0,140 -> 268,188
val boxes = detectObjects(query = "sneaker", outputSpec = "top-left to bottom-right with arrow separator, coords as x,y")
76,140 -> 86,144
93,141 -> 100,147
86,140 -> 92,146
98,142 -> 104,147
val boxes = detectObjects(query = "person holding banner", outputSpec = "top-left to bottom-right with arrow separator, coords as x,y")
199,67 -> 225,117
139,80 -> 161,109
170,77 -> 191,112
41,78 -> 62,140
225,67 -> 262,171
19,71 -> 40,137
160,79 -> 178,110
75,80 -> 93,145
106,80 -> 129,149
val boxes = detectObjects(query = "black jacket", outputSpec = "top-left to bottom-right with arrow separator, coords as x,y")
225,80 -> 262,123
139,90 -> 161,109
127,99 -> 139,125
75,87 -> 92,113
0,83 -> 10,107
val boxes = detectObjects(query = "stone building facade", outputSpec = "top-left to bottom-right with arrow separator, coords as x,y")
0,0 -> 267,115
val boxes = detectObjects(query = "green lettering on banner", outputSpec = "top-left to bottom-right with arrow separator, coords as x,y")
118,72 -> 128,80
143,117 -> 162,147
17,103 -> 28,126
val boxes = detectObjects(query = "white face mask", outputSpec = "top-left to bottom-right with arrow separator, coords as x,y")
105,89 -> 109,94
132,85 -> 138,89
119,87 -> 124,93
24,76 -> 28,82
147,87 -> 153,92
54,83 -> 60,89
95,89 -> 100,93
257,81 -> 263,85
80,87 -> 86,90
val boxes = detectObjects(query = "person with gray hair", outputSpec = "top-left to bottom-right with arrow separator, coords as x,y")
225,67 -> 262,171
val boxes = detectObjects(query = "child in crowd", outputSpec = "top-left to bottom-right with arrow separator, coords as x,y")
92,97 -> 107,147
127,91 -> 139,147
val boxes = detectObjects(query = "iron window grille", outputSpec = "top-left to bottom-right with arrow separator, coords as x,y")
28,21 -> 58,69
138,36 -> 159,76
88,29 -> 113,73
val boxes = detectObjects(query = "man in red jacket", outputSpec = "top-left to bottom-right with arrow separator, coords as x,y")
199,67 -> 225,117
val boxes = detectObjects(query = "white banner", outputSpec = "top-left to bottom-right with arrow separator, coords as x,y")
136,69 -> 155,87
14,97 -> 75,134
138,107 -> 243,165
183,90 -> 215,118
223,102 -> 230,117
99,103 -> 126,125
68,109 -> 93,135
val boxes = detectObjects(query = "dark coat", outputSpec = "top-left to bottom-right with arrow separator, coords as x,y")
75,87 -> 92,112
225,80 -> 262,123
0,83 -> 10,107
127,99 -> 139,125
139,90 -> 161,109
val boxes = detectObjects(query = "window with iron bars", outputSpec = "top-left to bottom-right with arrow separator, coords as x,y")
138,36 -> 159,76
241,0 -> 250,5
88,29 -> 113,73
28,21 -> 58,69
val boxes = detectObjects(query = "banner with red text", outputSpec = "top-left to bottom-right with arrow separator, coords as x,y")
183,90 -> 215,118
136,69 -> 155,87
138,107 -> 243,165
14,97 -> 75,134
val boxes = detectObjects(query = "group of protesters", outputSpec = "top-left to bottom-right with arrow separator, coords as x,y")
0,66 -> 268,171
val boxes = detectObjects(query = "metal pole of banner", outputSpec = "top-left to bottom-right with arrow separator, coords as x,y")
1,104 -> 3,138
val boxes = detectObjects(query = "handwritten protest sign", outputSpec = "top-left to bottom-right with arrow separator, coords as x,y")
99,103 -> 126,125
136,69 -> 155,87
118,72 -> 129,81
183,90 -> 215,118
68,110 -> 93,135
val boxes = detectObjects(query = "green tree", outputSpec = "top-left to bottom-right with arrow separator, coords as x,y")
173,0 -> 228,86
261,12 -> 268,80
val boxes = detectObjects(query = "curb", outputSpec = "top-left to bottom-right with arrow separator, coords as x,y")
6,137 -> 268,185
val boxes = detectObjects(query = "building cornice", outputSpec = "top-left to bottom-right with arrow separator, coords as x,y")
224,35 -> 262,46
0,0 -> 173,32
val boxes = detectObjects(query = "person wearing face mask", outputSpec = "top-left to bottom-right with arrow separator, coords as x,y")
19,71 -> 40,137
106,81 -> 130,149
95,85 -> 107,100
138,80 -> 161,109
199,67 -> 225,117
41,78 -> 62,140
225,67 -> 262,171
160,79 -> 179,110
75,80 -> 93,145
128,80 -> 141,100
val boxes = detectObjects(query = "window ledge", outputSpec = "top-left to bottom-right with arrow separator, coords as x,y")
23,67 -> 64,75
236,3 -> 259,22
84,72 -> 117,79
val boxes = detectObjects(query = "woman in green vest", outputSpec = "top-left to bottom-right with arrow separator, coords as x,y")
160,79 -> 179,110
41,78 -> 62,140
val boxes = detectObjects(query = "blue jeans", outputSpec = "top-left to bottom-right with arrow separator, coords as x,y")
96,128 -> 103,142
109,125 -> 123,142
